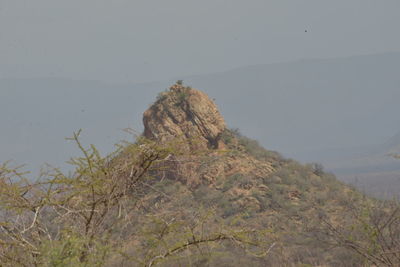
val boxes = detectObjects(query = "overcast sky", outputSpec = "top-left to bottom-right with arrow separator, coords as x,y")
1,0 -> 400,83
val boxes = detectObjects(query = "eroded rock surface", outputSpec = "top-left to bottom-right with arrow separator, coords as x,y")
143,84 -> 226,151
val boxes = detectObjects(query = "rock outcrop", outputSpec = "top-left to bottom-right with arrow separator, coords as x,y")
142,83 -> 275,189
143,83 -> 226,151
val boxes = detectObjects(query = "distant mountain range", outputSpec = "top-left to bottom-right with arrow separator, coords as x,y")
320,132 -> 400,199
182,52 -> 400,158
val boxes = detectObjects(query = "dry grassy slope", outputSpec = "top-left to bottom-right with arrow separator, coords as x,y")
128,84 -> 367,266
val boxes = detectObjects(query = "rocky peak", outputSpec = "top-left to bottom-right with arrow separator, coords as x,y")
143,83 -> 226,150
142,83 -> 275,189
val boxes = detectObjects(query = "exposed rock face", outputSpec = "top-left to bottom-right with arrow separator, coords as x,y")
143,84 -> 226,151
142,83 -> 275,189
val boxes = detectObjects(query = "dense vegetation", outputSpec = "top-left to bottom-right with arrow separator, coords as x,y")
0,132 -> 272,266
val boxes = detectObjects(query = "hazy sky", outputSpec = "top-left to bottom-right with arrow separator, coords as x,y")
1,0 -> 400,83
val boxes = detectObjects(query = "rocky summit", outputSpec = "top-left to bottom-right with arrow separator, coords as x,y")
143,83 -> 226,151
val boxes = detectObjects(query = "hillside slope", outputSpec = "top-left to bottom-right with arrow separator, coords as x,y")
112,84 -> 372,266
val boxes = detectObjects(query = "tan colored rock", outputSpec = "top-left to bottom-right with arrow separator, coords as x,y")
143,84 -> 226,151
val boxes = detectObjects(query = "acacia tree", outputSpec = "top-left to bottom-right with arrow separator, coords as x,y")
314,156 -> 400,266
0,131 -> 272,266
317,197 -> 400,266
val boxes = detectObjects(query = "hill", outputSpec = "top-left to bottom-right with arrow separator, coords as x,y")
3,84 -> 399,266
131,84 -> 383,266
